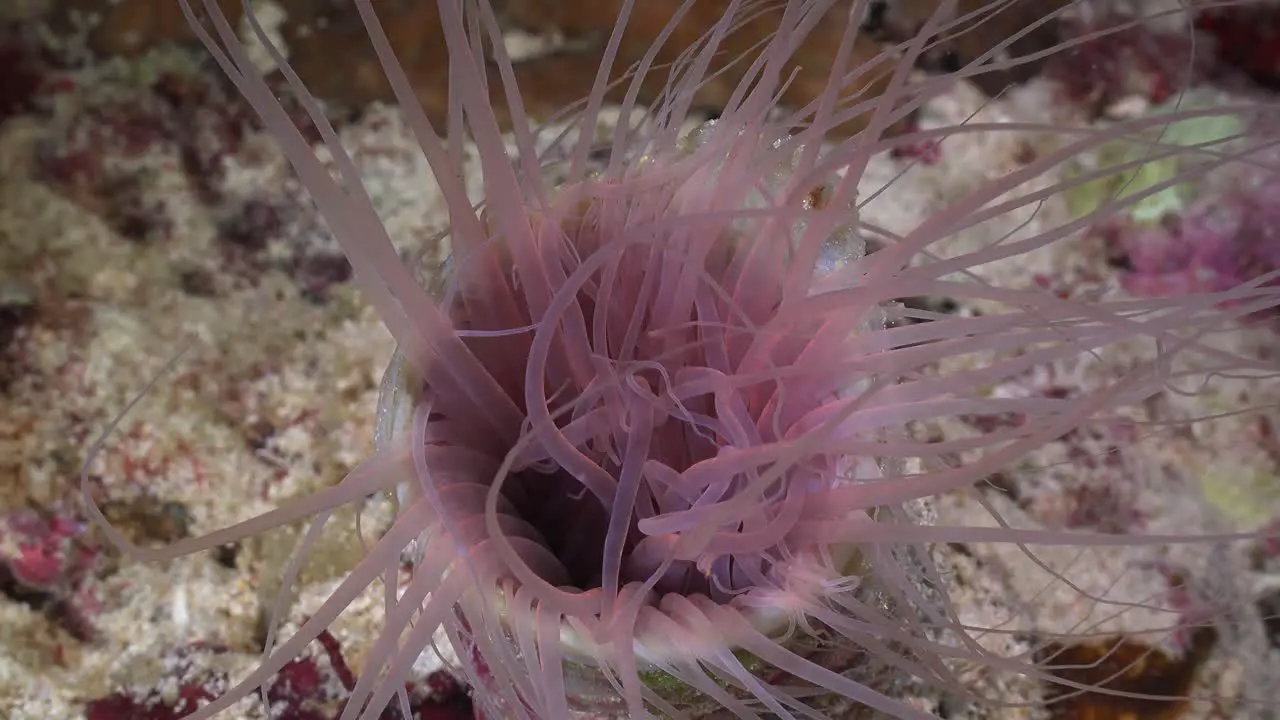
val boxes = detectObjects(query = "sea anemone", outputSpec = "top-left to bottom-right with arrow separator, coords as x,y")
81,0 -> 1280,718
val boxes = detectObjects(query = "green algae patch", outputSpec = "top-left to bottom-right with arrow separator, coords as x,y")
1065,92 -> 1245,225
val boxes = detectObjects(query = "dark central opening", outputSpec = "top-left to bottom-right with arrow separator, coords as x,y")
503,465 -> 613,590
496,458 -> 771,602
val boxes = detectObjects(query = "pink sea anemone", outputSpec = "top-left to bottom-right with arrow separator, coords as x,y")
82,1 -> 1280,718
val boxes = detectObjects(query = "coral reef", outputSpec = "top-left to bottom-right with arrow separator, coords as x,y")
0,1 -> 1277,719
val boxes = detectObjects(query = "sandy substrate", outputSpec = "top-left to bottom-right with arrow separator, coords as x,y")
1,9 -> 1279,720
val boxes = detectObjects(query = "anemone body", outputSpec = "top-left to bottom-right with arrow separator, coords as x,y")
81,1 -> 1280,718
372,120 -> 943,719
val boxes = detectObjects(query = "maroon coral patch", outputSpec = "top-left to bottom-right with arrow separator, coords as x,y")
1044,18 -> 1210,114
1196,5 -> 1280,89
0,29 -> 48,125
0,508 -> 105,640
84,633 -> 474,720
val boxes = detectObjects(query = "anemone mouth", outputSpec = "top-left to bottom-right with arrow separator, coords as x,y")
381,346 -> 871,662
501,462 -> 726,597
381,328 -> 849,605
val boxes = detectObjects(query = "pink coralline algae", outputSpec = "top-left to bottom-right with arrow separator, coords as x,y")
83,633 -> 475,720
0,508 -> 105,641
1105,179 -> 1280,316
889,118 -> 943,166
